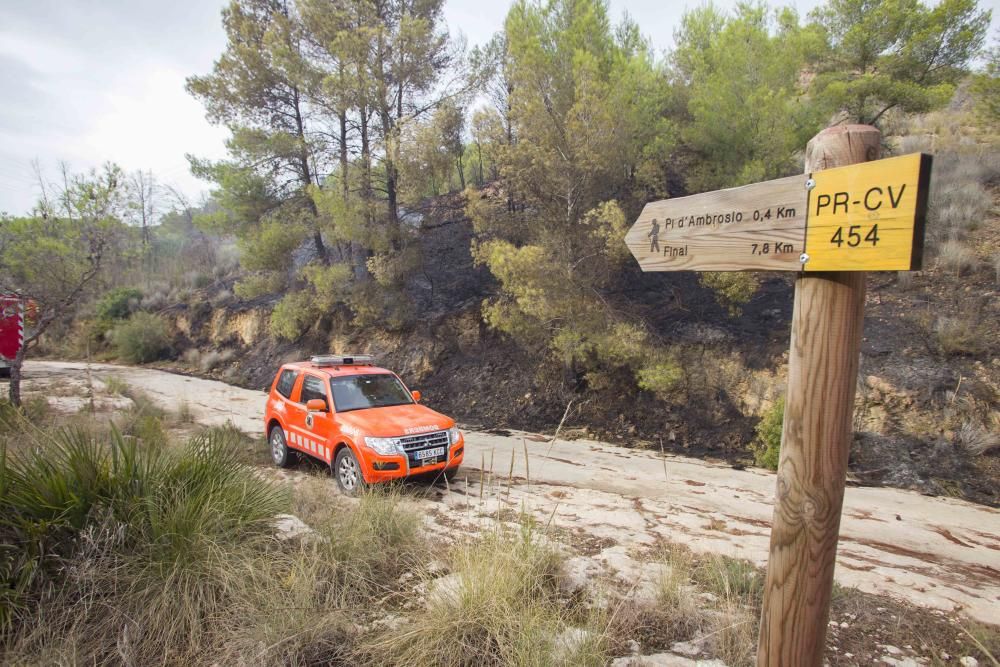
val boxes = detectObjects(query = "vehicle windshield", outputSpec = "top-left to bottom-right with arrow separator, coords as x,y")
329,374 -> 413,412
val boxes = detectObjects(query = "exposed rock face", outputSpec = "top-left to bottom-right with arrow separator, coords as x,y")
209,308 -> 269,347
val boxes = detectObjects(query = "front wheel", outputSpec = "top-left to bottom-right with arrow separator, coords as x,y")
443,467 -> 460,483
335,447 -> 367,495
269,426 -> 296,468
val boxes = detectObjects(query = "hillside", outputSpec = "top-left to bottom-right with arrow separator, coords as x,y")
98,136 -> 1000,508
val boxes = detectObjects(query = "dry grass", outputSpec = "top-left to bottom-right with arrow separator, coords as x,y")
102,375 -> 128,396
933,315 -> 988,356
200,348 -> 235,372
646,545 -> 762,667
175,399 -> 195,424
827,586 -> 1000,666
956,418 -> 1000,456
901,126 -> 999,259
361,522 -> 608,666
181,348 -> 236,372
937,239 -> 978,275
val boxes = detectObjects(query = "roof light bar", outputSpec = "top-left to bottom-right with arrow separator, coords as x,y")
310,354 -> 375,366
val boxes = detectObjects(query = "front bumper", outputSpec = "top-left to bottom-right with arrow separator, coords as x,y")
361,436 -> 465,484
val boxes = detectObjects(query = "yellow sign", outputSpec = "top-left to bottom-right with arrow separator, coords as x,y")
625,153 -> 931,272
803,153 -> 930,271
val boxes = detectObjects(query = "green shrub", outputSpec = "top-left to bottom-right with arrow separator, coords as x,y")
91,288 -> 144,340
700,272 -> 760,317
0,426 -> 290,659
95,287 -> 144,322
270,290 -> 320,340
752,397 -> 784,470
112,312 -> 171,363
233,272 -> 285,299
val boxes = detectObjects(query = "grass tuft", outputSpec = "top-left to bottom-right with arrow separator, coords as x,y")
103,375 -> 128,396
362,522 -> 607,666
933,316 -> 988,356
937,239 -> 978,275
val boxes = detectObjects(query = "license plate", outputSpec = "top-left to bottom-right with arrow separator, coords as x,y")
415,447 -> 445,460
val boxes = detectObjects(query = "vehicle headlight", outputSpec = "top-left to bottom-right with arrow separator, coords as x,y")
448,427 -> 461,444
365,436 -> 403,456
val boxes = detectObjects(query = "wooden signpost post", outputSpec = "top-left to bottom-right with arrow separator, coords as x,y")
625,125 -> 931,667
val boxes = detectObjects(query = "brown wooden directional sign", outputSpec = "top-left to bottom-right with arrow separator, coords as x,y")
625,152 -> 931,272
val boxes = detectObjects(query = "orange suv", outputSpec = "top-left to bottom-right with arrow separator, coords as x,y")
264,355 -> 463,494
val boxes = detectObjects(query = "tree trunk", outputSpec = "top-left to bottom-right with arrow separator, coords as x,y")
8,346 -> 24,406
356,102 -> 374,281
292,86 -> 327,264
383,114 -> 401,250
386,159 -> 399,245
476,141 -> 484,186
505,89 -> 515,212
360,103 -> 371,198
339,110 -> 349,200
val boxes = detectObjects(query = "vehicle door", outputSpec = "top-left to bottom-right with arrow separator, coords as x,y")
291,373 -> 337,464
268,367 -> 299,429
282,372 -> 308,453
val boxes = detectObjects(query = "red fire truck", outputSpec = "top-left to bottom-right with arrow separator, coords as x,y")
0,294 -> 26,379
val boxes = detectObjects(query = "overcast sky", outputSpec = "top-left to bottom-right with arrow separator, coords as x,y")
1,0 -> 997,215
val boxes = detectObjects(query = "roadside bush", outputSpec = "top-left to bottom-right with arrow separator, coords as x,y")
95,287 -> 143,322
112,312 -> 172,363
752,397 -> 784,470
89,287 -> 144,340
0,426 -> 291,663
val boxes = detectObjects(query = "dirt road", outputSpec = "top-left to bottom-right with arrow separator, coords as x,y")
21,360 -> 1000,624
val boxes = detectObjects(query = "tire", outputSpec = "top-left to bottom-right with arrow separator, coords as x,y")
335,447 -> 367,495
443,467 -> 460,483
269,426 -> 296,468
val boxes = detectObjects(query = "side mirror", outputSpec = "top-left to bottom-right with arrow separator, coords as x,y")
411,390 -> 422,402
306,398 -> 327,412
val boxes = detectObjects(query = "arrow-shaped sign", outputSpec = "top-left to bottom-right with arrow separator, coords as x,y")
625,152 -> 931,272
